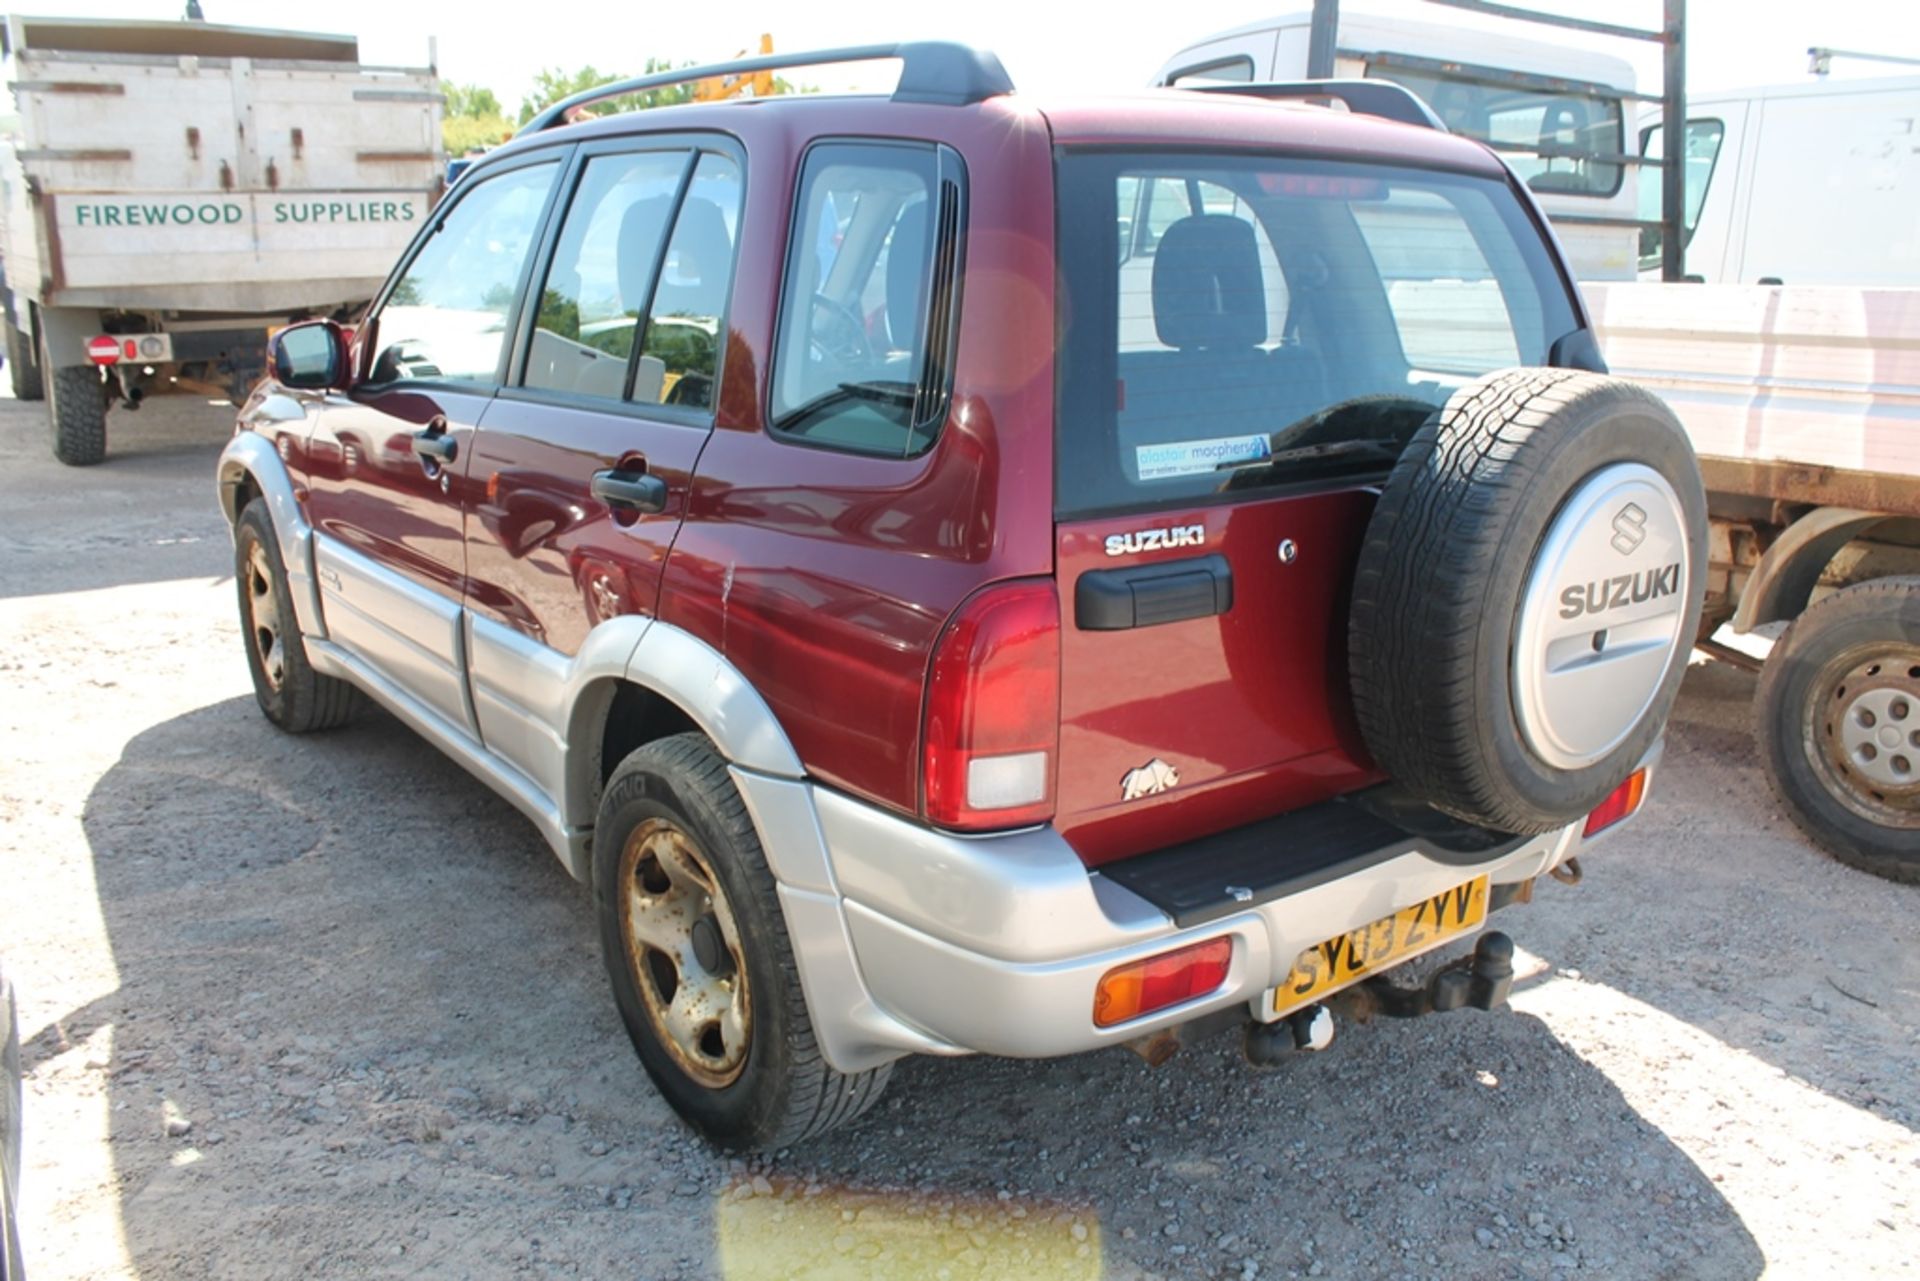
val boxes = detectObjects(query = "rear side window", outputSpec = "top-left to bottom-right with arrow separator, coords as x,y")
770,141 -> 964,457
1055,152 -> 1578,517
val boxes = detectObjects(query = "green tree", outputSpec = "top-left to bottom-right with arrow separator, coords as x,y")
441,80 -> 512,155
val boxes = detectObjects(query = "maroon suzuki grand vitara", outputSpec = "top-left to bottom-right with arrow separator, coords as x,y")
218,43 -> 1705,1148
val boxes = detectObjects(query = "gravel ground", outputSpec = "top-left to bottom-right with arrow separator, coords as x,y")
0,390 -> 1915,1281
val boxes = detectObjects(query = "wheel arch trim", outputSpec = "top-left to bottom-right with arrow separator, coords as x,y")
215,430 -> 325,638
559,618 -> 807,833
1733,506 -> 1895,633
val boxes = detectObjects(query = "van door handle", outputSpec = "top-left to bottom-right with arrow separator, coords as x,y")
410,430 -> 456,462
591,468 -> 668,514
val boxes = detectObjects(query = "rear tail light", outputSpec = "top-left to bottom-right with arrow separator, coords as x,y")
1094,938 -> 1233,1028
921,579 -> 1060,830
1583,767 -> 1649,837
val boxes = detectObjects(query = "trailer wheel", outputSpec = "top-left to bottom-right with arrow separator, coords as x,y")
44,331 -> 107,466
4,315 -> 41,401
1756,577 -> 1920,884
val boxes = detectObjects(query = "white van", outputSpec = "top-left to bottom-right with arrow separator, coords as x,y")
1635,76 -> 1920,285
1155,10 -> 1642,280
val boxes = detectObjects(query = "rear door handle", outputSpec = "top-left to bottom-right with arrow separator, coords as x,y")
591,468 -> 668,514
410,429 -> 456,462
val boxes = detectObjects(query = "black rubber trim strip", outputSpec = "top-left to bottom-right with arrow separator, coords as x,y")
1096,783 -> 1530,929
1074,553 -> 1232,631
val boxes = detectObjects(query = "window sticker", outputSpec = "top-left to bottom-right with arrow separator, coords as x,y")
1135,434 -> 1271,480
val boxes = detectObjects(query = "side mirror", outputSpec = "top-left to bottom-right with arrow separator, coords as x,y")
269,320 -> 349,391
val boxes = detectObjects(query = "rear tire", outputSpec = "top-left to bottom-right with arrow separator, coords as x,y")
4,313 -> 41,401
1756,577 -> 1920,883
594,733 -> 890,1150
44,330 -> 106,466
235,498 -> 362,732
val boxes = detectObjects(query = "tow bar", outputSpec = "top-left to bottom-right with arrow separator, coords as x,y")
1243,931 -> 1516,1067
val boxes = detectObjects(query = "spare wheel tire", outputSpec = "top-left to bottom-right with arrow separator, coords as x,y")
1349,368 -> 1706,834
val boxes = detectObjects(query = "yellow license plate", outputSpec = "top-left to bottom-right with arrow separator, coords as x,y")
1273,875 -> 1490,1018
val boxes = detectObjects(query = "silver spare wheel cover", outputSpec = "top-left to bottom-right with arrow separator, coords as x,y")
1513,463 -> 1691,771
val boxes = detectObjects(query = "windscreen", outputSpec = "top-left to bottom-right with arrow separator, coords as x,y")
1056,152 -> 1579,517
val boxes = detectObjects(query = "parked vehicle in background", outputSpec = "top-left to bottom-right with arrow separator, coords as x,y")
217,41 -> 1704,1149
1632,75 -> 1920,285
1582,64 -> 1920,884
0,13 -> 442,464
1154,9 -> 1644,281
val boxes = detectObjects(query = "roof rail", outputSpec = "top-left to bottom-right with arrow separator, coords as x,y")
1186,79 -> 1447,132
516,41 -> 1013,135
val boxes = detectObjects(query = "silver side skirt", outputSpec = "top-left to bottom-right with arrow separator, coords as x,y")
308,636 -> 591,872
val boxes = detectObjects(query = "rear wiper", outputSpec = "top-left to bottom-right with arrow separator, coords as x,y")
1216,438 -> 1401,473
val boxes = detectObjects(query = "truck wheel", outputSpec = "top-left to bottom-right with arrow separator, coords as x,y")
43,331 -> 107,465
4,315 -> 41,401
235,498 -> 362,732
593,733 -> 890,1150
1349,369 -> 1707,833
1755,577 -> 1920,883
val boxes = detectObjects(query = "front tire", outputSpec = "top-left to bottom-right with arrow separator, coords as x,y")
44,330 -> 106,465
235,497 -> 361,732
594,733 -> 890,1150
1756,577 -> 1920,883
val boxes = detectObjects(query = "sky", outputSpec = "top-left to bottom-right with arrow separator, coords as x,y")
12,0 -> 1920,108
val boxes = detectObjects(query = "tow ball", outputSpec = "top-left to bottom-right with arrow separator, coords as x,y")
1242,931 -> 1517,1067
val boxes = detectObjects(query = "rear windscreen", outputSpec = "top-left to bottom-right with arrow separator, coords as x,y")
1055,151 -> 1579,517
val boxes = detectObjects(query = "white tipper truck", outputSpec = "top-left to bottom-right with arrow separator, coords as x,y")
0,14 -> 442,464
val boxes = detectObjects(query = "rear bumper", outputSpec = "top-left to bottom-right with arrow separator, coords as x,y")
738,748 -> 1655,1074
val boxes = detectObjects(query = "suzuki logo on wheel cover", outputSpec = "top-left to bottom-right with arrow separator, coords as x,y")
1610,503 -> 1648,555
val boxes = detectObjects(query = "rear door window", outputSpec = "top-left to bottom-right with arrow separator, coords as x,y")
523,148 -> 690,400
1055,153 -> 1577,516
522,147 -> 742,411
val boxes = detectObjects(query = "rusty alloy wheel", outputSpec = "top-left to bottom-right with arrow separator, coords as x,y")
1809,644 -> 1920,829
244,541 -> 287,691
617,817 -> 752,1088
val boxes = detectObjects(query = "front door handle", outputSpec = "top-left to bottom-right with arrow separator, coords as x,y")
591,468 -> 668,514
411,430 -> 457,463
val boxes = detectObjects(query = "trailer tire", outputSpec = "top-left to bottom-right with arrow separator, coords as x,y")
1755,577 -> 1920,884
1349,369 -> 1707,834
4,315 -> 42,401
44,331 -> 107,466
